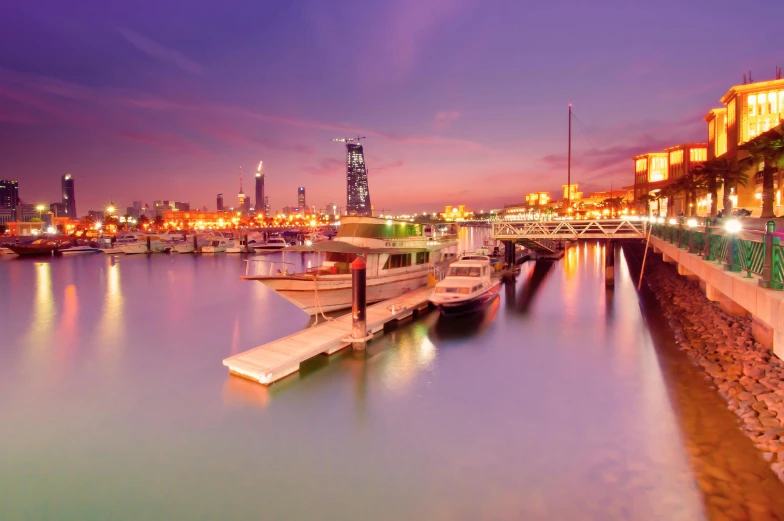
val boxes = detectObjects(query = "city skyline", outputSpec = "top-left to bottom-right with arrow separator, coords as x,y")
1,0 -> 782,213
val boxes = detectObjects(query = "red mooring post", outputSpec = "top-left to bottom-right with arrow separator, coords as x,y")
351,256 -> 368,350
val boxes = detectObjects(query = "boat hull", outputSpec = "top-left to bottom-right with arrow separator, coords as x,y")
250,270 -> 430,315
60,248 -> 102,255
431,281 -> 502,317
6,245 -> 59,256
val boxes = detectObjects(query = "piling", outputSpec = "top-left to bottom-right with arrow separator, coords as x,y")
244,234 -> 249,253
605,239 -> 615,286
504,240 -> 515,267
146,236 -> 151,253
193,233 -> 198,252
351,256 -> 369,350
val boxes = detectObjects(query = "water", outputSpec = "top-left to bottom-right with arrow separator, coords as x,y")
2,230 -> 784,520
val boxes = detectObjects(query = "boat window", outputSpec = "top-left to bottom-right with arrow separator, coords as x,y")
415,252 -> 428,265
448,266 -> 482,277
437,287 -> 471,294
325,252 -> 356,264
338,223 -> 421,239
383,253 -> 412,269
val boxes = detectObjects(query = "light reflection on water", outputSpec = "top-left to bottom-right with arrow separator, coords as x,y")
1,238 -> 784,520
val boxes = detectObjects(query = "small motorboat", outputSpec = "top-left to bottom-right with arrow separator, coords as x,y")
0,246 -> 15,255
60,241 -> 102,255
253,237 -> 288,251
6,237 -> 70,256
303,232 -> 330,246
428,255 -> 501,316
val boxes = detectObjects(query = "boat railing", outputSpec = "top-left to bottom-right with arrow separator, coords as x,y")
245,259 -> 297,277
429,263 -> 448,281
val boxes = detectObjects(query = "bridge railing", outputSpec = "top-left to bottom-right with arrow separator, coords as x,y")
492,218 -> 647,240
650,219 -> 784,290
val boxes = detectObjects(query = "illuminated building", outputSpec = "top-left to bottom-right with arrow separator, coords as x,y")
0,179 -> 19,210
238,191 -> 247,214
217,193 -> 224,212
344,142 -> 372,216
163,210 -> 244,230
562,184 -> 583,202
525,192 -> 550,206
298,187 -> 306,209
50,203 -> 66,217
440,204 -> 474,221
61,173 -> 77,218
255,171 -> 265,216
264,196 -> 269,215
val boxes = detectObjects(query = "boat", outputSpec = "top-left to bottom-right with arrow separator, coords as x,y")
0,246 -> 15,255
253,237 -> 288,251
201,235 -> 231,253
242,216 -> 459,315
428,255 -> 501,316
171,235 -> 210,253
304,232 -> 330,246
60,240 -> 102,255
6,237 -> 72,256
118,234 -> 168,254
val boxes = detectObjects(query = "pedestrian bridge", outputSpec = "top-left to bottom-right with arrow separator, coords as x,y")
492,219 -> 648,243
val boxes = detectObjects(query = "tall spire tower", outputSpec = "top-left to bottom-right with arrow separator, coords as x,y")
332,136 -> 372,217
255,161 -> 265,216
238,166 -> 248,213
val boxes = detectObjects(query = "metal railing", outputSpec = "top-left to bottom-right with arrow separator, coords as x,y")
650,219 -> 784,290
492,218 -> 647,240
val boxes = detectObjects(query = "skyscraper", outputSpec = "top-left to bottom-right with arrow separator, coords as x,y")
298,186 -> 306,209
217,193 -> 224,211
345,143 -> 372,216
0,179 -> 19,210
61,172 -> 76,218
255,161 -> 265,216
264,196 -> 269,215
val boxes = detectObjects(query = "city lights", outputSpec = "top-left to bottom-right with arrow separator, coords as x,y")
725,220 -> 742,234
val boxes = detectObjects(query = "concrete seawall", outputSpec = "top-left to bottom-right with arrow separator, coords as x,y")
650,235 -> 784,359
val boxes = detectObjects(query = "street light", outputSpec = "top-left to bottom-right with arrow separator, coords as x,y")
725,220 -> 742,271
36,204 -> 45,219
106,205 -> 116,215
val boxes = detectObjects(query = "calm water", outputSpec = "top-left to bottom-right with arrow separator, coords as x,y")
2,229 -> 784,520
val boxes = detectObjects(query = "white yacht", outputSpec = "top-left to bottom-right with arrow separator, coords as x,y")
304,232 -> 330,246
119,234 -> 168,254
202,236 -> 231,253
253,237 -> 288,251
242,216 -> 458,314
101,232 -> 147,254
428,255 -> 501,316
60,242 -> 102,255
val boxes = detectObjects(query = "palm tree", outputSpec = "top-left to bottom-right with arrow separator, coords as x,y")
602,196 -> 625,217
137,215 -> 150,229
675,171 -> 706,217
713,158 -> 748,215
636,194 -> 656,215
153,215 -> 165,230
741,125 -> 784,218
79,215 -> 97,229
692,162 -> 722,218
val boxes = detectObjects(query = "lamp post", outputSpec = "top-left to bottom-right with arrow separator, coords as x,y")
687,218 -> 698,253
36,204 -> 45,220
724,220 -> 741,272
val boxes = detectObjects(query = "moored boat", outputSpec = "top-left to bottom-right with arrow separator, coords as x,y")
60,241 -> 102,255
6,237 -> 71,256
428,255 -> 501,316
253,237 -> 288,251
201,235 -> 231,253
242,216 -> 458,314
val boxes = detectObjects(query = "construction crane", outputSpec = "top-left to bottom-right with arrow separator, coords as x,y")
332,136 -> 366,144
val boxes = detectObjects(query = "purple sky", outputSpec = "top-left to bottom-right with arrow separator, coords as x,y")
1,0 -> 782,215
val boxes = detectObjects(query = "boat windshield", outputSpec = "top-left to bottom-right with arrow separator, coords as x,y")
436,287 -> 470,294
448,266 -> 482,277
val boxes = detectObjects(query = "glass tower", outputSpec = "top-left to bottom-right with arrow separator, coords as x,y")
297,187 -> 306,210
0,179 -> 19,209
255,173 -> 265,215
62,173 -> 76,218
345,143 -> 371,216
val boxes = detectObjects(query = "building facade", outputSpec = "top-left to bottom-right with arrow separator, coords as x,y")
297,186 -> 306,209
345,143 -> 372,216
0,179 -> 19,210
255,172 -> 265,216
633,144 -> 707,215
217,193 -> 224,212
61,173 -> 76,218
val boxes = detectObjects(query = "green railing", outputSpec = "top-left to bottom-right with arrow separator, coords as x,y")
649,220 -> 784,290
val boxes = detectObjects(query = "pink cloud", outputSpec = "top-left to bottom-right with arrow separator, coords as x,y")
433,110 -> 461,128
118,28 -> 204,75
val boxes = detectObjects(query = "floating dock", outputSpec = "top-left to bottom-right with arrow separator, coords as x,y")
223,286 -> 433,385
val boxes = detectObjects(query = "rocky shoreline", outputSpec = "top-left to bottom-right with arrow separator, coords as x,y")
639,244 -> 784,483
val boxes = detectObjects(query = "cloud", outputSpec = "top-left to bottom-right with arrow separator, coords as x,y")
118,27 -> 204,75
433,110 -> 461,128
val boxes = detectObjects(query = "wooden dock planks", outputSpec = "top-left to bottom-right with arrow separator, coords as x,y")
223,286 -> 433,385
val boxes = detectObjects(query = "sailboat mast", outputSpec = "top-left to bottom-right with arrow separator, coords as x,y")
567,104 -> 572,214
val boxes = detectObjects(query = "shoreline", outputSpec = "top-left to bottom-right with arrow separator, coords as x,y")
628,241 -> 784,483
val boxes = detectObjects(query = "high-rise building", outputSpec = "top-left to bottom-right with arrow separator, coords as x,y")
264,196 -> 270,216
238,191 -> 247,213
217,193 -> 224,212
345,143 -> 372,216
0,179 -> 19,210
255,161 -> 265,216
50,203 -> 66,217
298,187 -> 306,209
61,172 -> 76,218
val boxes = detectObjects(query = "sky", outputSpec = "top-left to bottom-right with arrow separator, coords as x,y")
1,0 -> 782,215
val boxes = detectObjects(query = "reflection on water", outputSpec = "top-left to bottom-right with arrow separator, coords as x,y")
2,239 -> 784,520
